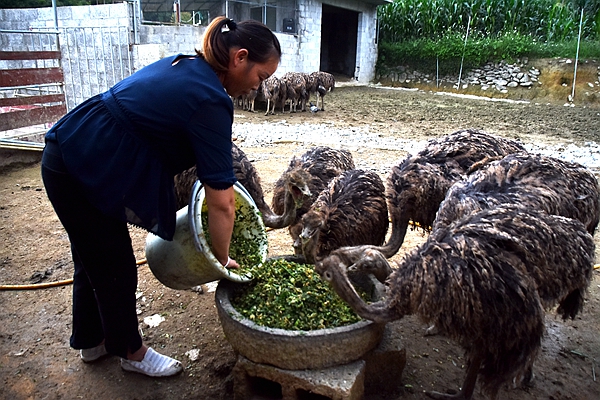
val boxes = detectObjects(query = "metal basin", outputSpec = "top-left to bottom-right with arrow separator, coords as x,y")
215,278 -> 385,370
145,181 -> 267,289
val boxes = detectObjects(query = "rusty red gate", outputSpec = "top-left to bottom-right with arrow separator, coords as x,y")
0,49 -> 66,134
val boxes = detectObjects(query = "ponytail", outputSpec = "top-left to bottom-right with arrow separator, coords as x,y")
197,16 -> 281,74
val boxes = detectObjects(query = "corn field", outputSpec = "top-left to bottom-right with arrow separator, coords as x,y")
378,0 -> 600,43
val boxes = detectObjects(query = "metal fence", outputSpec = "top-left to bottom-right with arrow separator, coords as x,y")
0,24 -> 133,145
60,25 -> 133,111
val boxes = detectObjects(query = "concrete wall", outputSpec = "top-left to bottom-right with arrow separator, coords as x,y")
294,0 -> 379,82
0,3 -> 203,72
136,24 -> 205,65
297,0 -> 324,74
322,0 -> 379,82
1,1 -> 380,87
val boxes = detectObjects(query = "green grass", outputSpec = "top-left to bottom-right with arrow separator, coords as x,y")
377,33 -> 600,76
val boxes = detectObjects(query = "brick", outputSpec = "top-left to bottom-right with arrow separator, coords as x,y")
232,322 -> 407,400
363,320 -> 407,396
234,356 -> 365,400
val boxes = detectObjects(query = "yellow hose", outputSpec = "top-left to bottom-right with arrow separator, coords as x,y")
0,258 -> 148,290
0,278 -> 73,290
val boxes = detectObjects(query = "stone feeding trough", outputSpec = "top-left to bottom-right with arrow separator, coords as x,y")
216,276 -> 407,399
146,175 -> 407,398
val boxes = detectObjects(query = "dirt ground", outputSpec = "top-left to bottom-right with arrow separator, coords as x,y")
1,77 -> 600,400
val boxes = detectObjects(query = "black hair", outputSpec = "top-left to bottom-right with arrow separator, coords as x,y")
197,16 -> 281,74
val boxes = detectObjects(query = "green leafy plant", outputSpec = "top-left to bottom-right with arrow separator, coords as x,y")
231,258 -> 364,331
376,1 -> 600,76
201,197 -> 267,277
378,0 -> 599,42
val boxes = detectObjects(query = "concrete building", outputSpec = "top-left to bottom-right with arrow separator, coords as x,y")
1,0 -> 390,112
139,0 -> 391,82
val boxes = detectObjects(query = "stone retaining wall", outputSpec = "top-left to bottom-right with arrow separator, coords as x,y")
376,58 -> 600,100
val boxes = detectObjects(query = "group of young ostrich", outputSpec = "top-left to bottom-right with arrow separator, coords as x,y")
233,70 -> 335,115
173,129 -> 599,400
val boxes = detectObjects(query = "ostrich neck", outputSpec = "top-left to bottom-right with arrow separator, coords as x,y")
325,261 -> 399,323
257,185 -> 297,229
377,214 -> 411,258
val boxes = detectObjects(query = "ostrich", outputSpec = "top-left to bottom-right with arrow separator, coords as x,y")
433,152 -> 600,235
316,205 -> 596,400
297,169 -> 389,264
299,72 -> 318,112
261,75 -> 281,115
281,72 -> 307,113
270,146 -> 356,245
242,88 -> 259,112
310,71 -> 335,111
173,143 -> 309,229
360,129 -> 526,261
419,151 -> 599,338
231,95 -> 243,109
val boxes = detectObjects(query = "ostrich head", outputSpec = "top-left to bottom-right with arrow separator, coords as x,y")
346,247 -> 393,284
300,211 -> 324,242
315,252 -> 392,323
286,169 -> 312,208
299,210 -> 325,264
315,253 -> 353,299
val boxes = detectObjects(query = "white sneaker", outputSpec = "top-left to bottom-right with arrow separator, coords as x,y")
80,343 -> 109,363
120,347 -> 183,377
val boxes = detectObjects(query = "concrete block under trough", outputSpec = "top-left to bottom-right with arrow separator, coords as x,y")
232,322 -> 407,399
233,355 -> 365,400
364,320 -> 407,395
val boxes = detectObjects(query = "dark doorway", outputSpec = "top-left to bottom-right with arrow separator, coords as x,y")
320,4 -> 358,77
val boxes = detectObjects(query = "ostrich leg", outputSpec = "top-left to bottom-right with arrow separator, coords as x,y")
426,352 -> 484,400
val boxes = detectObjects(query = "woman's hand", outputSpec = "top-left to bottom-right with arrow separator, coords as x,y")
204,185 -> 236,265
221,256 -> 240,269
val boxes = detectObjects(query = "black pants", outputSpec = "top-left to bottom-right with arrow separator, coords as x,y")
41,141 -> 142,358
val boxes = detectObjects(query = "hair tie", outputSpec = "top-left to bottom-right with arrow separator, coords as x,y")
222,19 -> 237,33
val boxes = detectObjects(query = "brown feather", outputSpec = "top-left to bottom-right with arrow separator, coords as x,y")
434,152 -> 600,235
298,169 -> 388,263
316,204 -> 595,399
381,129 -> 526,257
271,146 -> 355,244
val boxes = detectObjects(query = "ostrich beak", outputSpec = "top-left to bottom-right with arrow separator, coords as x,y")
291,183 -> 312,208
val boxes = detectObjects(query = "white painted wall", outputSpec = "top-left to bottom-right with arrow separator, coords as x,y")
1,1 -> 380,84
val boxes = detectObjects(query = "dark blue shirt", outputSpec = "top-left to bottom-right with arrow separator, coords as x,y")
45,55 -> 236,240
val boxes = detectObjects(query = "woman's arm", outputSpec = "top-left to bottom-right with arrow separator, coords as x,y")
204,185 -> 240,269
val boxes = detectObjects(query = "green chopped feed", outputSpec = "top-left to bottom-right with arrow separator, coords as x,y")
201,197 -> 267,276
202,192 -> 362,331
231,258 -> 363,331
